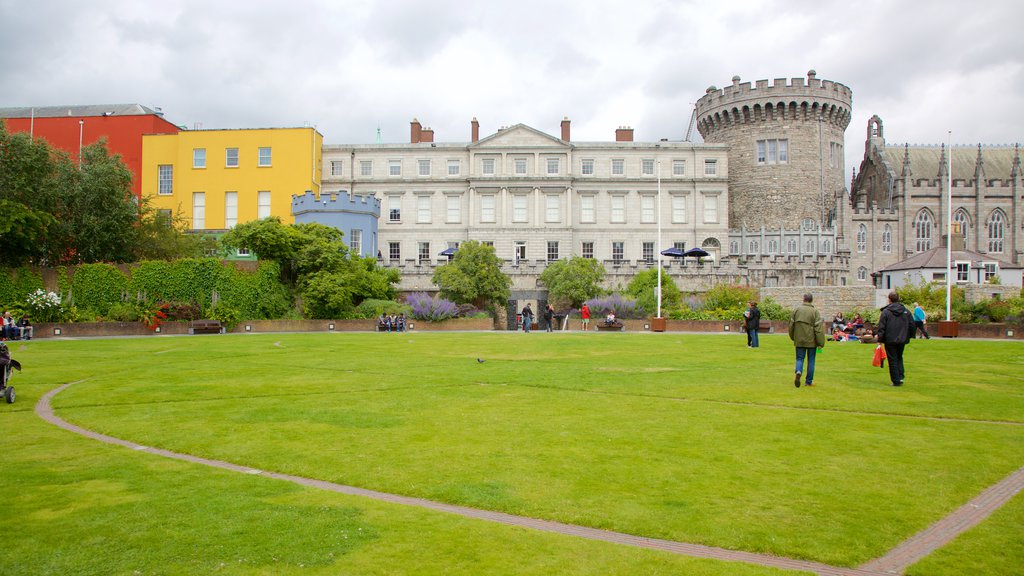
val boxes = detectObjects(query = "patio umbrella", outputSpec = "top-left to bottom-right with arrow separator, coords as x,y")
439,247 -> 458,257
682,247 -> 710,258
660,247 -> 686,258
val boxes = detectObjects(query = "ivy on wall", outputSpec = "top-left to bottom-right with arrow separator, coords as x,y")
0,267 -> 44,307
1,259 -> 291,321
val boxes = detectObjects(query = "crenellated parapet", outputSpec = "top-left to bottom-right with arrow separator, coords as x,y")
291,190 -> 381,217
695,70 -> 852,138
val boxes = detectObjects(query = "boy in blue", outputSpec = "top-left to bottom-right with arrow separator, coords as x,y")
912,302 -> 930,339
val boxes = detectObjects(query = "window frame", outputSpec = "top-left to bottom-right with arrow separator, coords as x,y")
158,165 -> 173,195
225,147 -> 239,168
258,147 -> 272,167
193,148 -> 206,169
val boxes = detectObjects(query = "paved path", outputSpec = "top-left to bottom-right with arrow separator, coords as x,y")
35,382 -> 1024,576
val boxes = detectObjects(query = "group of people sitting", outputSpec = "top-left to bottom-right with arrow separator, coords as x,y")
604,312 -> 618,326
829,311 -> 874,342
1,311 -> 32,341
377,313 -> 407,332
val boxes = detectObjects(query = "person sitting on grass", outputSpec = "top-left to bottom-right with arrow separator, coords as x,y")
831,328 -> 848,342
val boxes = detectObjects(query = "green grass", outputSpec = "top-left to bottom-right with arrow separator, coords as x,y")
2,332 -> 1022,574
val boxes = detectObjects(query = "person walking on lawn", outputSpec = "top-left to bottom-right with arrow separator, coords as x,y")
878,292 -> 914,386
788,293 -> 825,388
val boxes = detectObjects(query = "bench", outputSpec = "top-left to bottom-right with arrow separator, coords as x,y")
189,319 -> 224,335
596,321 -> 624,332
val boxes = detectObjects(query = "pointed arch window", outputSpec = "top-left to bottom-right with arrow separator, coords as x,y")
987,210 -> 1005,253
881,224 -> 892,253
953,209 -> 971,250
856,224 -> 867,253
913,210 -> 933,252
857,266 -> 868,281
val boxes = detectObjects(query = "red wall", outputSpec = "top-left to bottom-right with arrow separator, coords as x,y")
4,114 -> 179,198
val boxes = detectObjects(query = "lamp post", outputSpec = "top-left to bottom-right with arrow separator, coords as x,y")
657,159 -> 662,319
945,132 -> 952,321
78,119 -> 84,168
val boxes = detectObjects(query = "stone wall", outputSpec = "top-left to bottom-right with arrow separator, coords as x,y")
760,285 -> 876,312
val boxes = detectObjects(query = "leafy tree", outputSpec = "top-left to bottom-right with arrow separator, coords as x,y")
625,267 -> 681,316
431,240 -> 510,311
221,217 -> 307,283
0,199 -> 55,266
539,256 -> 606,308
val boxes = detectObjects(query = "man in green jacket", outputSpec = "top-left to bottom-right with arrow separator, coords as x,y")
788,293 -> 825,387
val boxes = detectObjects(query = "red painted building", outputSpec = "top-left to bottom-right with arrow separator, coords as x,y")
0,104 -> 180,198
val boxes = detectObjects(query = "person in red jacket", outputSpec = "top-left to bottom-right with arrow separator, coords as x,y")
581,303 -> 591,332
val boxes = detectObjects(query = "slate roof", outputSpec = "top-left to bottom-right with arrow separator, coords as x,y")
880,247 -> 1020,272
880,145 -> 1020,181
0,104 -> 163,119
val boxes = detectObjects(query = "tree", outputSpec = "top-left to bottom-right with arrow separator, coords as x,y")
538,256 -> 606,308
432,240 -> 510,310
0,199 -> 54,267
221,217 -> 307,283
625,267 -> 681,316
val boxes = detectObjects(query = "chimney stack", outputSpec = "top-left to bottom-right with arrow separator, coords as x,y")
560,117 -> 571,141
615,126 -> 634,142
421,127 -> 434,143
410,118 -> 422,144
471,117 -> 480,142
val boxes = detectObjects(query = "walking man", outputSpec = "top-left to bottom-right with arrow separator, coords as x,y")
788,293 -> 825,387
912,302 -> 930,339
878,292 -> 913,386
581,303 -> 591,332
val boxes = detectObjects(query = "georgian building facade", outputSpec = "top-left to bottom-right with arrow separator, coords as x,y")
321,120 -> 730,291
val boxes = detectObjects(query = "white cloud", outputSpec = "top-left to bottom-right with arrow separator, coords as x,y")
2,0 -> 1022,180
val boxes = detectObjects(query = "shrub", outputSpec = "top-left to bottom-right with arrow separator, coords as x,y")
206,302 -> 240,331
23,289 -> 74,323
106,302 -> 140,322
67,263 -> 129,316
356,299 -> 411,319
584,294 -> 642,319
405,292 -> 459,321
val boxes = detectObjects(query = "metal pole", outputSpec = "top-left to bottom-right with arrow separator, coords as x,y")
657,159 -> 662,318
946,133 -> 952,321
78,119 -> 84,168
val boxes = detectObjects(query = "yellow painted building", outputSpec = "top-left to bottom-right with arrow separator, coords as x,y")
142,127 -> 322,230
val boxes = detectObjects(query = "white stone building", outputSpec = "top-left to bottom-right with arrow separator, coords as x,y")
321,119 -> 730,292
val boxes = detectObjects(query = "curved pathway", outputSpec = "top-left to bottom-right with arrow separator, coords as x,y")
36,382 -> 1023,576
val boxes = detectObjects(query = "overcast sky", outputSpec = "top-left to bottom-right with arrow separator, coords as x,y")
2,0 -> 1022,180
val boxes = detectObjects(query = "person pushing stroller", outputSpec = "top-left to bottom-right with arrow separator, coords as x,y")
0,342 -> 20,403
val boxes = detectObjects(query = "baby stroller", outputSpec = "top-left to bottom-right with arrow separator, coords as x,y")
0,342 -> 19,404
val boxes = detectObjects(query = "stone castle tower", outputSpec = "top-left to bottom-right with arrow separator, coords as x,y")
695,70 -> 852,230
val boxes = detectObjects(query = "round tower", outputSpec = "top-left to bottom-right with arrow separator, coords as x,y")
696,70 -> 852,230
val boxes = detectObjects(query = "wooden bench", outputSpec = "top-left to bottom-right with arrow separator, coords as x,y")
596,321 -> 624,332
189,319 -> 224,334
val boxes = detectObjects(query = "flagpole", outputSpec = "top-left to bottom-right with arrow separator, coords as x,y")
945,131 -> 952,321
657,159 -> 663,318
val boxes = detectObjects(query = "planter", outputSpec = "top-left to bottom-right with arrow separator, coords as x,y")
937,320 -> 960,338
650,317 -> 667,332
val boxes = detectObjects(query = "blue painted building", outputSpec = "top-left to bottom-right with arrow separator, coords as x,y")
291,191 -> 381,259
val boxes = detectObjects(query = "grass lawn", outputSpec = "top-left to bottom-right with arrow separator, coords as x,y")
2,331 -> 1022,574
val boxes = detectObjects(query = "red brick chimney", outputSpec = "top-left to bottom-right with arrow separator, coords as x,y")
471,117 -> 480,142
410,118 -> 422,144
560,117 -> 571,141
615,126 -> 634,142
421,127 -> 434,143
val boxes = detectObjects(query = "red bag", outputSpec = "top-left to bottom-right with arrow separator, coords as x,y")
872,344 -> 887,368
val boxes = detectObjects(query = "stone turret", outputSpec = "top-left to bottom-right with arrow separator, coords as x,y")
695,70 -> 853,229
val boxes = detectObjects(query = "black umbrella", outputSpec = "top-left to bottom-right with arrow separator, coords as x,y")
683,247 -> 710,258
439,247 -> 458,257
660,247 -> 686,258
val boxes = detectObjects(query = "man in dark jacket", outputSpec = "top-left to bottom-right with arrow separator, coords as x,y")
744,301 -> 761,348
877,292 -> 913,386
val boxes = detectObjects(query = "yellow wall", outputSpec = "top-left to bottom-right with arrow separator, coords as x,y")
142,127 -> 322,230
